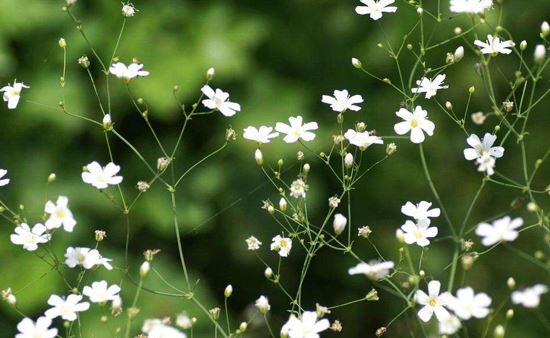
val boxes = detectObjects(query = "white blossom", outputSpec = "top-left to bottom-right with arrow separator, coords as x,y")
82,161 -> 123,189
474,35 -> 515,56
450,0 -> 493,13
348,260 -> 394,280
290,178 -> 308,198
415,280 -> 452,322
344,129 -> 383,150
121,2 -> 137,17
0,169 -> 9,186
45,294 -> 90,321
65,247 -> 113,270
109,62 -> 149,81
446,287 -> 492,319
393,106 -> 435,143
255,295 -> 271,314
401,219 -> 438,247
475,216 -> 523,246
10,223 -> 50,251
401,201 -> 440,221
1,80 -> 29,109
143,320 -> 187,338
271,235 -> 292,257
355,0 -> 398,21
201,85 -> 240,117
412,74 -> 448,99
511,284 -> 548,308
463,133 -> 504,161
246,236 -> 262,250
83,281 -> 121,304
438,315 -> 462,335
321,89 -> 363,112
276,116 -> 318,143
44,196 -> 77,232
243,126 -> 279,144
16,317 -> 58,338
476,154 -> 497,176
281,311 -> 330,338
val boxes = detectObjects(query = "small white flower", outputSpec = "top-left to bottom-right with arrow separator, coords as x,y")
270,235 -> 292,257
290,178 -> 308,198
243,126 -> 279,144
246,236 -> 262,250
10,223 -> 50,251
463,133 -> 504,161
511,284 -> 548,308
44,196 -> 77,232
476,154 -> 497,176
450,0 -> 493,13
275,116 -> 318,143
65,247 -> 113,270
255,295 -> 271,314
447,287 -> 492,320
44,294 -> 90,321
176,313 -> 193,329
393,106 -> 435,144
355,0 -> 398,21
321,89 -> 363,112
142,320 -> 187,338
344,129 -> 383,150
281,311 -> 330,338
401,201 -> 440,221
16,317 -> 58,338
474,35 -> 515,56
415,280 -> 452,323
121,2 -> 137,17
333,213 -> 347,235
82,161 -> 123,189
109,62 -> 149,81
0,169 -> 10,186
475,216 -> 523,246
412,74 -> 449,99
348,260 -> 394,280
401,219 -> 438,247
438,315 -> 462,335
83,280 -> 121,304
201,85 -> 240,117
1,80 -> 29,109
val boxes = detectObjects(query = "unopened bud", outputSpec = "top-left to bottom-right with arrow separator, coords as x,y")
102,114 -> 112,130
494,325 -> 505,338
454,46 -> 464,62
264,267 -> 273,279
255,149 -> 263,166
279,198 -> 287,211
224,285 -> 233,298
207,67 -> 215,81
48,173 -> 57,183
506,309 -> 514,319
352,58 -> 362,69
344,153 -> 354,169
59,38 -> 67,48
386,143 -> 397,155
445,101 -> 453,110
542,21 -> 550,37
140,261 -> 150,278
535,44 -> 546,64
395,229 -> 405,243
333,213 -> 347,235
303,163 -> 310,174
507,277 -> 516,289
469,86 -> 475,94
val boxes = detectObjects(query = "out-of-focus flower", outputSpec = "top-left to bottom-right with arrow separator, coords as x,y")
475,216 -> 523,246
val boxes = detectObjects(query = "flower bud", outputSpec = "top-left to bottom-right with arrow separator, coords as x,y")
255,295 -> 271,314
535,44 -> 546,64
255,149 -> 263,166
122,3 -> 137,17
344,153 -> 354,169
279,198 -> 287,211
238,322 -> 247,332
176,313 -> 193,329
395,229 -> 405,243
454,46 -> 464,62
140,261 -> 150,278
333,213 -> 347,235
224,285 -> 233,298
494,325 -> 505,338
454,26 -> 462,35
542,21 -> 550,37
386,143 -> 397,156
59,38 -> 67,48
471,112 -> 486,125
506,309 -> 514,319
264,267 -> 273,279
352,58 -> 362,69
507,277 -> 516,289
303,163 -> 310,174
78,55 -> 90,68
416,7 -> 423,15
445,101 -> 453,110
469,86 -> 475,94
157,157 -> 171,171
102,114 -> 112,130
519,40 -> 527,51
48,173 -> 57,183
207,67 -> 215,81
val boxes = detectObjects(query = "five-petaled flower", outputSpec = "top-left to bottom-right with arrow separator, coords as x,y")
344,129 -> 383,150
393,106 -> 435,144
243,126 -> 279,144
65,247 -> 113,270
1,80 -> 29,109
44,294 -> 90,321
10,223 -> 50,251
83,281 -> 121,304
475,216 -> 523,246
276,116 -> 318,143
474,35 -> 515,56
321,89 -> 363,113
281,311 -> 330,338
201,85 -> 241,117
246,236 -> 262,250
463,133 -> 504,161
450,0 -> 493,14
401,219 -> 438,247
412,74 -> 449,99
82,161 -> 123,189
16,317 -> 58,338
271,235 -> 292,257
415,280 -> 452,323
109,62 -> 149,81
348,260 -> 394,280
44,196 -> 77,232
355,0 -> 398,21
401,201 -> 440,221
290,178 -> 308,198
511,284 -> 548,308
446,287 -> 492,320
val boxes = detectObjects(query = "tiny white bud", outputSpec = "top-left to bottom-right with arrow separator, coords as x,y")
445,101 -> 453,110
58,38 -> 67,48
520,40 -> 528,51
506,309 -> 514,319
542,21 -> 550,37
102,114 -> 112,130
239,322 -> 247,332
139,261 -> 150,278
507,277 -> 516,289
471,112 -> 486,125
224,285 -> 233,298
395,229 -> 405,243
176,313 -> 193,329
255,295 -> 271,314
416,7 -> 423,15
534,44 -> 546,64
255,149 -> 263,166
333,213 -> 347,235
279,198 -> 287,211
344,153 -> 354,169
494,325 -> 505,338
264,267 -> 273,278
207,67 -> 215,80
48,173 -> 57,183
454,26 -> 462,35
352,58 -> 362,69
454,46 -> 464,62
303,163 -> 310,173
122,2 -> 137,17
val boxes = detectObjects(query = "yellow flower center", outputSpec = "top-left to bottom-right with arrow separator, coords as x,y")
410,119 -> 419,128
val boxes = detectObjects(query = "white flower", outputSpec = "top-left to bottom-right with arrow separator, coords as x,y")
475,216 -> 523,246
243,126 -> 279,144
463,133 -> 504,161
0,169 -> 10,186
271,235 -> 292,257
474,35 -> 515,56
438,315 -> 462,335
511,284 -> 548,308
82,161 -> 123,189
255,295 -> 271,314
121,2 -> 137,17
45,294 -> 90,321
447,287 -> 492,319
143,320 -> 187,338
16,317 -> 58,338
393,106 -> 435,143
344,129 -> 383,150
109,62 -> 149,81
64,247 -> 113,270
176,313 -> 193,329
476,154 -> 496,176
450,0 -> 493,13
10,223 -> 50,251
355,0 -> 397,21
401,201 -> 440,221
44,196 -> 76,232
321,89 -> 363,112
275,116 -> 318,143
415,280 -> 452,322
535,44 -> 546,63
290,178 -> 308,198
83,281 -> 121,304
201,85 -> 240,117
246,236 -> 262,250
281,311 -> 330,338
401,219 -> 438,247
1,80 -> 29,109
348,260 -> 394,280
333,213 -> 347,235
412,74 -> 449,99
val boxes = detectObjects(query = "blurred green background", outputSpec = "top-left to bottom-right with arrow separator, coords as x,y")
0,0 -> 549,336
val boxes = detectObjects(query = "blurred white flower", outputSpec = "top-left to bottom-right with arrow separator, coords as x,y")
176,313 -> 193,329
476,154 -> 496,176
348,260 -> 394,280
10,223 -> 50,251
44,196 -> 76,232
109,62 -> 149,81
246,236 -> 262,250
450,0 -> 493,13
45,294 -> 90,321
281,311 -> 330,338
401,219 -> 438,247
355,0 -> 397,21
401,201 -> 440,220
243,126 -> 279,144
276,116 -> 318,143
534,44 -> 546,63
415,280 -> 452,322
344,129 -> 383,150
463,133 -> 504,161
271,235 -> 292,257
82,161 -> 123,189
412,74 -> 448,99
290,178 -> 308,198
1,80 -> 29,109
393,106 -> 435,143
65,247 -> 113,270
83,281 -> 121,304
16,317 -> 58,338
511,284 -> 548,308
475,216 -> 523,246
201,85 -> 240,117
333,213 -> 347,235
321,89 -> 363,112
122,2 -> 137,17
255,295 -> 271,314
438,315 -> 462,335
0,169 -> 9,186
446,287 -> 492,319
143,319 -> 187,338
474,35 -> 515,55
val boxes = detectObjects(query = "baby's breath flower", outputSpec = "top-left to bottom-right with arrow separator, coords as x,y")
328,196 -> 341,208
358,226 -> 372,238
45,294 -> 90,321
136,181 -> 150,192
503,100 -> 514,112
255,295 -> 271,314
474,35 -> 515,56
330,320 -> 342,332
16,317 -> 58,338
1,80 -> 30,109
534,44 -> 546,64
243,126 -> 279,144
344,129 -> 383,150
348,260 -> 394,280
386,142 -> 397,155
176,313 -> 193,329
471,111 -> 486,125
475,216 -> 523,246
438,315 -> 462,335
109,62 -> 149,81
78,55 -> 90,68
275,116 -> 318,143
355,0 -> 398,21
270,235 -> 292,257
450,0 -> 493,13
121,2 -> 137,17
446,287 -> 492,319
511,284 -> 548,308
401,219 -> 438,247
2,288 -> 16,305
290,178 -> 308,198
454,46 -> 464,62
83,281 -> 121,304
65,247 -> 113,270
209,307 -> 221,320
401,201 -> 440,220
44,196 -> 76,232
321,89 -> 363,113
415,280 -> 452,322
10,223 -> 50,251
333,213 -> 347,235
411,74 -> 448,99
95,230 -> 106,242
393,106 -> 435,144
201,85 -> 240,117
281,311 -> 330,338
157,157 -> 171,171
